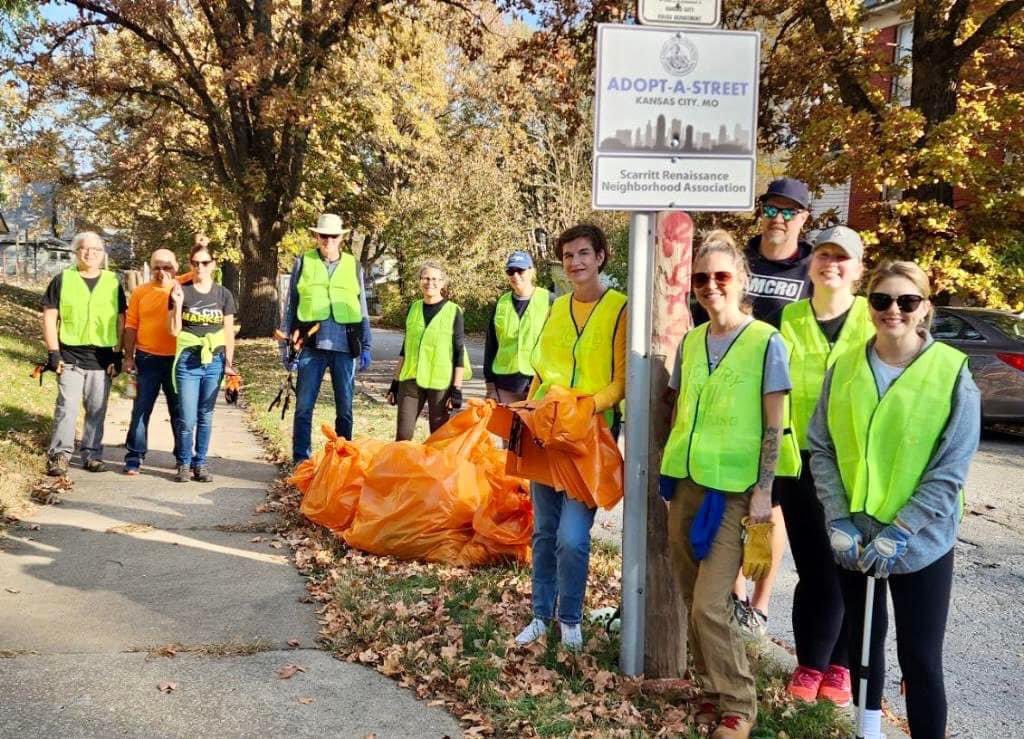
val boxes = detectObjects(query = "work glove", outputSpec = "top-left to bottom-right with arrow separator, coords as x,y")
107,350 -> 123,377
828,518 -> 863,571
386,379 -> 399,406
858,522 -> 912,579
359,348 -> 372,372
741,516 -> 774,581
224,373 -> 242,405
46,350 -> 63,373
448,386 -> 463,411
658,474 -> 681,502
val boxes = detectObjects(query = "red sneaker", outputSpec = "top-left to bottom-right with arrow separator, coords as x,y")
786,665 -> 824,702
817,663 -> 852,707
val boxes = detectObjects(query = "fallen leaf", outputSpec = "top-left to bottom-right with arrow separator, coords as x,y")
269,540 -> 284,549
276,663 -> 306,679
287,639 -> 301,648
5,587 -> 19,594
154,644 -> 178,658
251,536 -> 264,543
157,681 -> 177,693
28,524 -> 40,531
297,696 -> 314,705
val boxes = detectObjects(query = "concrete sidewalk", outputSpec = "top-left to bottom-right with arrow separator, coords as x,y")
0,392 -> 459,738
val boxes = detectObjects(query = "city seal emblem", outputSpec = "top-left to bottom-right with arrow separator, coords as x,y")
660,33 -> 698,77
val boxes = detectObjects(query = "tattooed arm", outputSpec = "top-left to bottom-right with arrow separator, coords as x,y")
750,390 -> 785,523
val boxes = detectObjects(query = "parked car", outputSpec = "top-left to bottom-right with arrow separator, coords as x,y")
932,307 -> 1024,424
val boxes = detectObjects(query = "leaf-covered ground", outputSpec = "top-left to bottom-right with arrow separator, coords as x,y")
236,339 -> 851,737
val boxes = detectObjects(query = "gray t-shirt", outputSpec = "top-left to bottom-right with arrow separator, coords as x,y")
668,317 -> 791,394
868,346 -> 905,394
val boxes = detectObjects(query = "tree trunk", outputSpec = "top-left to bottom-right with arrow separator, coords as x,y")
643,211 -> 694,677
236,202 -> 282,338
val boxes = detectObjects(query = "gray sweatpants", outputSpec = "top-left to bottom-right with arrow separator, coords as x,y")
48,365 -> 112,463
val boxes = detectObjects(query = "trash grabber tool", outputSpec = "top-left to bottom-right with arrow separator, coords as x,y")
856,574 -> 878,739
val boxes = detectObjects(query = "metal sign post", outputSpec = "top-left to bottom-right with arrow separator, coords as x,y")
620,211 -> 654,675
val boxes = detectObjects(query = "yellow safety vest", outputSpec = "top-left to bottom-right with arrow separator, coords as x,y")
661,320 -> 800,492
828,341 -> 967,524
296,250 -> 362,324
492,288 -> 550,376
780,297 -> 875,450
58,268 -> 120,347
399,300 -> 472,390
530,289 -> 627,427
171,327 -> 227,392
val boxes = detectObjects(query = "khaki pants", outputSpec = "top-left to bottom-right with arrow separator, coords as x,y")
667,478 -> 757,722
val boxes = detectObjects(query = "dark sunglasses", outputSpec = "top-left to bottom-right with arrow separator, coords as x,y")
506,268 -> 526,276
692,271 -> 734,288
190,259 -> 214,267
868,292 -> 925,313
151,264 -> 176,272
761,204 -> 801,222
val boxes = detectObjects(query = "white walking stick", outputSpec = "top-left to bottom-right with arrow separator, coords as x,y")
856,575 -> 878,739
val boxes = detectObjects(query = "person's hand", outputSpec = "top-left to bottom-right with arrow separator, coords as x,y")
359,348 -> 372,372
122,354 -> 135,375
170,283 -> 184,306
485,383 -> 497,402
828,518 -> 863,571
448,386 -> 463,411
224,363 -> 239,377
658,475 -> 680,503
386,379 -> 399,406
46,350 -> 63,373
106,350 -> 123,378
858,521 -> 911,579
747,484 -> 772,523
741,516 -> 774,581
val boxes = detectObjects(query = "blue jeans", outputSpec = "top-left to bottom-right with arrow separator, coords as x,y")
174,349 -> 224,468
292,347 -> 355,462
124,351 -> 180,469
530,481 -> 597,625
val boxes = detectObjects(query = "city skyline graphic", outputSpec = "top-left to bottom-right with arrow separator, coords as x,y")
599,113 -> 752,155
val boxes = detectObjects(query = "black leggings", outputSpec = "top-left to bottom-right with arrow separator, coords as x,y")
839,548 -> 954,739
778,456 -> 848,671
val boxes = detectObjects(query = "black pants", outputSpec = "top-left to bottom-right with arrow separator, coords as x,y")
395,379 -> 449,441
839,548 -> 953,739
778,454 -> 848,671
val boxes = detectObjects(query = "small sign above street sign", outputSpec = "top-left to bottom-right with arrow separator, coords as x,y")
591,24 -> 760,212
638,0 -> 721,28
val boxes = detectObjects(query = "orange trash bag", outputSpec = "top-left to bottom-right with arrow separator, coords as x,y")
343,441 -> 484,563
298,425 -> 386,533
459,474 -> 533,566
288,457 -> 318,496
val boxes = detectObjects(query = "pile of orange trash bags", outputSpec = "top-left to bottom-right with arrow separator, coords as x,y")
289,391 -> 623,567
288,401 -> 533,566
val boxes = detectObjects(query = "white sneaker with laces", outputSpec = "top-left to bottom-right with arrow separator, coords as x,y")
515,618 -> 547,646
560,622 -> 583,651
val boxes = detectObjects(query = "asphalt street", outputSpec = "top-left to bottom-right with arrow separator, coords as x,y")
370,325 -> 1024,738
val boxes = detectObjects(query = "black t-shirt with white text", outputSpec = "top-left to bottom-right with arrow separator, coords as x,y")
42,271 -> 127,370
170,283 -> 236,337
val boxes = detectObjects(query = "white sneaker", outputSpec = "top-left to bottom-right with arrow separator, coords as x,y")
515,618 -> 547,646
560,622 -> 583,651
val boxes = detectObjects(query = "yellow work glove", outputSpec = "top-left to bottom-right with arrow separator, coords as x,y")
741,517 -> 774,581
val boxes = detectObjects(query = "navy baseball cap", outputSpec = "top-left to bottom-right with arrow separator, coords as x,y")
506,251 -> 534,270
759,177 -> 810,210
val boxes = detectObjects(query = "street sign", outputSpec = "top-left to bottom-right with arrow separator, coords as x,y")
638,0 -> 721,28
591,24 -> 760,212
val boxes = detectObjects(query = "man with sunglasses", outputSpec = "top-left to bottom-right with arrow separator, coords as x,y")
281,213 -> 372,463
484,251 -> 551,404
120,248 -> 183,475
42,231 -> 127,476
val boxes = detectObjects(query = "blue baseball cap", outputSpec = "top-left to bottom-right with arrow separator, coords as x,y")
759,177 -> 810,210
506,251 -> 534,270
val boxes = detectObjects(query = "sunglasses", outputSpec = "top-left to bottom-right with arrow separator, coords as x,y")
506,268 -> 526,276
692,271 -> 734,288
868,292 -> 925,313
152,265 -> 176,272
316,233 -> 340,240
761,204 -> 801,222
190,259 -> 214,267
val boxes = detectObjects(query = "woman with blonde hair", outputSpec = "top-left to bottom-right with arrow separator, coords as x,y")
809,260 -> 980,739
386,260 -> 469,440
659,229 -> 797,739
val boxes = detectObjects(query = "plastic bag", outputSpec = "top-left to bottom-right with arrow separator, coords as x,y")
298,425 -> 385,533
459,478 -> 533,566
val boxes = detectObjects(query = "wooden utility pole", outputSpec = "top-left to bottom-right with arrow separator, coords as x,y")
642,210 -> 693,676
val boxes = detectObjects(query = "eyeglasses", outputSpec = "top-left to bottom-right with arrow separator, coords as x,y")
190,259 -> 214,267
761,204 -> 802,222
315,233 -> 340,241
152,265 -> 176,272
868,292 -> 925,313
506,268 -> 526,276
420,277 -> 443,283
692,271 -> 734,288
78,247 -> 104,255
